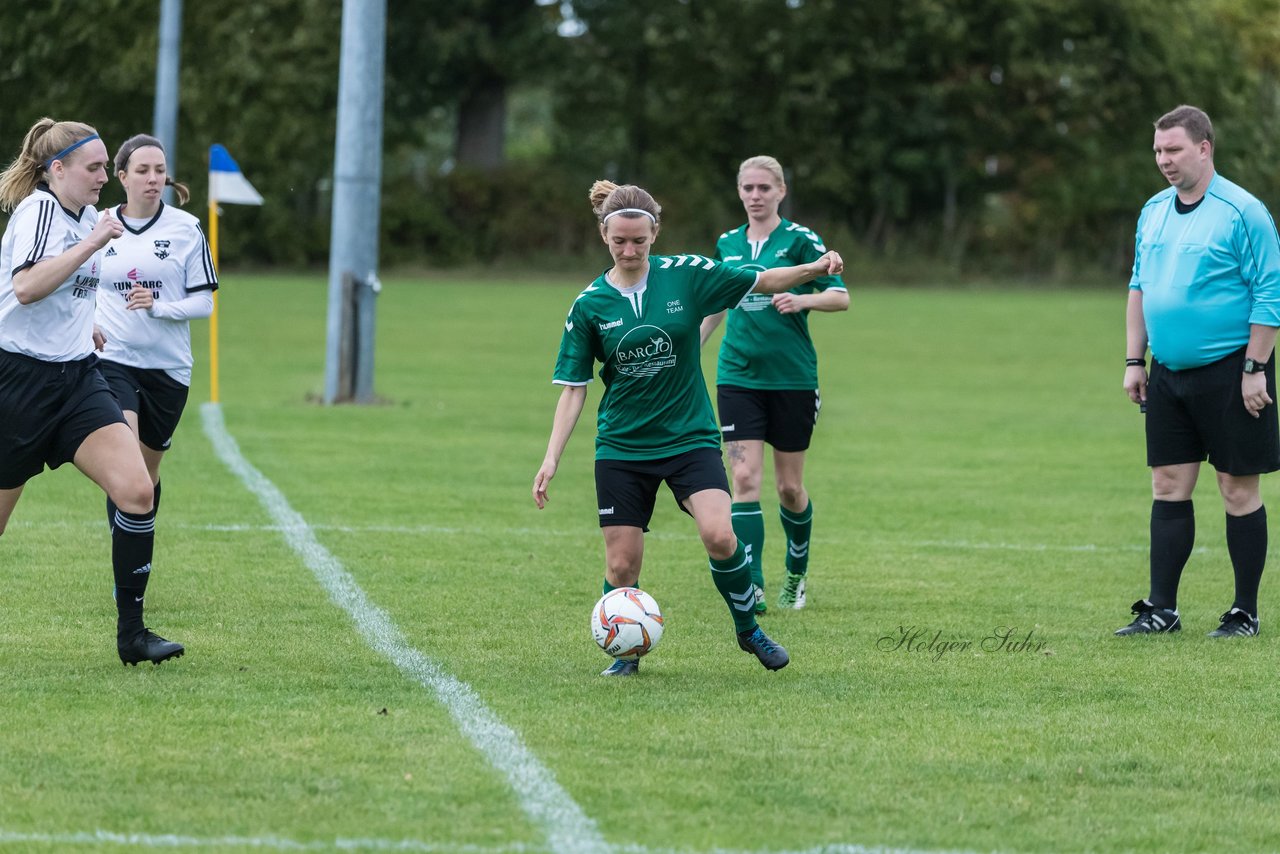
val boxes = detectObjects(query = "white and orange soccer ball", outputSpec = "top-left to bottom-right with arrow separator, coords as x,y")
590,587 -> 665,661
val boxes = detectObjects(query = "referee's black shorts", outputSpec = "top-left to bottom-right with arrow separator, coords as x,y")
0,349 -> 128,489
716,385 -> 820,452
594,447 -> 730,530
98,360 -> 191,452
1146,348 -> 1280,476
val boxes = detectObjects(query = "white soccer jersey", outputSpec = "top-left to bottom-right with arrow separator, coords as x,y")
96,202 -> 217,384
0,185 -> 103,361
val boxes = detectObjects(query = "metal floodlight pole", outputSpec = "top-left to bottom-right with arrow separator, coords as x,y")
153,0 -> 183,205
324,0 -> 387,404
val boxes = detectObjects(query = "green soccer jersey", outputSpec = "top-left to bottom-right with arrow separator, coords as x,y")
714,218 -> 846,390
553,254 -> 759,460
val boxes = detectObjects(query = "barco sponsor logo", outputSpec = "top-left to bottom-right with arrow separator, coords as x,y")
614,325 -> 676,378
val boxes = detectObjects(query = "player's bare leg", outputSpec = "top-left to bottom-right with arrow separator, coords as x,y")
0,485 -> 24,537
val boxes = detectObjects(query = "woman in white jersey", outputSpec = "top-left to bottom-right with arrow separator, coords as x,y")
96,134 -> 217,588
700,155 -> 849,613
0,118 -> 183,666
533,180 -> 842,676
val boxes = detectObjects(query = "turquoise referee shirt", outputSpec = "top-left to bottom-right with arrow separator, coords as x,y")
1130,173 -> 1280,371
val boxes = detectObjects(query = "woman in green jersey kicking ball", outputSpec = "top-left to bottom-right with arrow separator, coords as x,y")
533,179 -> 842,676
701,156 -> 849,613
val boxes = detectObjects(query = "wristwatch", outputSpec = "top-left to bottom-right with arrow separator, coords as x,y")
1243,358 -> 1268,374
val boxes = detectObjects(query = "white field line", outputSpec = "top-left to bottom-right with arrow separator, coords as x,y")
10,517 -> 1208,556
0,828 -> 987,854
199,403 -> 607,854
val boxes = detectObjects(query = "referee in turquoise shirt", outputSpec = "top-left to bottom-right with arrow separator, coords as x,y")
1118,105 -> 1280,639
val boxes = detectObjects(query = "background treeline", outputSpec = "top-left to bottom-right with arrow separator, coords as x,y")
2,0 -> 1278,279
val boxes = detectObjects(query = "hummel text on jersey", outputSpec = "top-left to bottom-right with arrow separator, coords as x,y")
599,318 -> 624,331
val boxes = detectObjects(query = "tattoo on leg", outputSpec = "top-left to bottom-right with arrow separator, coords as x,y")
727,442 -> 746,464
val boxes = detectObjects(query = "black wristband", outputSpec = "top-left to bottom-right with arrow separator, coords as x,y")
1126,358 -> 1146,367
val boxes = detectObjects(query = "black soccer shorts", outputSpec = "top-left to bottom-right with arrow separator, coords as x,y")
716,385 -> 820,452
593,447 -> 730,529
98,360 -> 191,452
0,349 -> 127,489
1146,349 -> 1280,476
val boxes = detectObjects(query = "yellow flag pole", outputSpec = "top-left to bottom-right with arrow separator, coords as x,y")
208,197 -> 220,404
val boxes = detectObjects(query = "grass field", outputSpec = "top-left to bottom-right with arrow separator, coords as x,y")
1,274 -> 1277,854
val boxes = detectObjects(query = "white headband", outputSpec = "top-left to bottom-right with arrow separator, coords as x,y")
602,208 -> 657,224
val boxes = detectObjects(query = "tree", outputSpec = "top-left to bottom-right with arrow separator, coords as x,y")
2,0 -> 1276,272
386,0 -> 562,170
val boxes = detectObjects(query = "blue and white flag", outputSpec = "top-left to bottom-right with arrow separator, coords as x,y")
208,144 -> 264,205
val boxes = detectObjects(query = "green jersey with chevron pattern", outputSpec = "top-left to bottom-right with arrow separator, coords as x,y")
713,218 -> 846,389
553,254 -> 758,460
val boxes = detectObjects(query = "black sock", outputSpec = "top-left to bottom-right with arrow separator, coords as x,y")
1150,499 -> 1195,609
112,506 -> 156,640
1226,505 -> 1267,616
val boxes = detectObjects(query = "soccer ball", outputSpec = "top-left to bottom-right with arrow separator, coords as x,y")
590,587 -> 664,660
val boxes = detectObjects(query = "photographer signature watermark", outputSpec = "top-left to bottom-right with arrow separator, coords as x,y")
877,626 -> 1050,661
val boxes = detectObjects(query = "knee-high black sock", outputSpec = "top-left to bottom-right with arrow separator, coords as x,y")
1226,505 -> 1267,616
1150,499 -> 1195,609
112,505 -> 156,640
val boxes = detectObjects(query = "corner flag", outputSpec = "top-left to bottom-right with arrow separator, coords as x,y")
209,144 -> 263,205
206,144 -> 264,405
